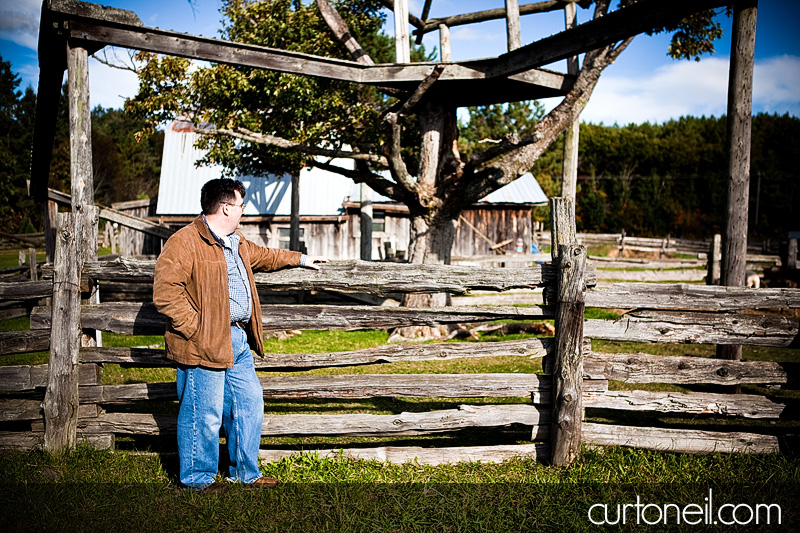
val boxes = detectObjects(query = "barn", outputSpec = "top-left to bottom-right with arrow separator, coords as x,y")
140,120 -> 548,260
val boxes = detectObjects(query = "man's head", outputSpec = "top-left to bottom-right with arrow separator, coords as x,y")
201,178 -> 247,215
201,178 -> 247,236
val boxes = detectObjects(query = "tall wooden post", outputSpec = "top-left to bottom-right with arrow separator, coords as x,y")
561,3 -> 580,200
707,233 -> 722,285
394,0 -> 410,63
549,197 -> 576,262
718,1 -> 757,366
45,199 -> 58,263
505,0 -> 521,51
439,24 -> 451,62
787,238 -> 798,270
549,197 -> 585,466
44,213 -> 81,452
360,183 -> 373,260
67,42 -> 100,350
290,172 -> 301,252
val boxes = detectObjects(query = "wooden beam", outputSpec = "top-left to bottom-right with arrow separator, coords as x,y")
584,351 -> 799,386
31,301 -> 554,335
80,337 -> 552,368
98,207 -> 175,240
585,283 -> 800,311
258,443 -> 549,465
584,389 -> 789,419
0,330 -> 50,357
584,310 -> 799,348
78,373 -> 559,403
582,423 -> 780,454
63,258 -> 598,293
482,0 -> 729,78
414,1 -> 578,36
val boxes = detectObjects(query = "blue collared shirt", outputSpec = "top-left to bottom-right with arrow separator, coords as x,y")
203,216 -> 252,323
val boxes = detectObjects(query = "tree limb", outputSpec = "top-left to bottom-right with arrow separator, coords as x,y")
315,0 -> 375,65
308,160 -> 415,205
203,126 -> 388,166
455,0 -> 629,207
91,48 -> 139,73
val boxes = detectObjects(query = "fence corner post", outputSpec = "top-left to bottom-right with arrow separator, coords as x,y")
43,212 -> 82,453
549,196 -> 585,466
551,243 -> 586,466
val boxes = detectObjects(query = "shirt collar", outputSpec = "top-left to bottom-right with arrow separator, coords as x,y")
202,214 -> 239,249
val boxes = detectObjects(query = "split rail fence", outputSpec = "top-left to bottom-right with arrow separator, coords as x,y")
1,200 -> 798,464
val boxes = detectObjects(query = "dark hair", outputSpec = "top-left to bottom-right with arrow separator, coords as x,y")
200,178 -> 246,215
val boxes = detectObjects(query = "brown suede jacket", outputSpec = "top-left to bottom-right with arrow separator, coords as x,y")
153,216 -> 302,369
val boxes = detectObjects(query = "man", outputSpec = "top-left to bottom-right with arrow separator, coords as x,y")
154,178 -> 327,490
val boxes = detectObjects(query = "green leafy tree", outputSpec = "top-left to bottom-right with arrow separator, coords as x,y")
125,0 -> 729,334
0,56 -> 38,233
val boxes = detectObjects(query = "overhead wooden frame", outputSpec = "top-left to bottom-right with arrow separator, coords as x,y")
30,0 -> 728,201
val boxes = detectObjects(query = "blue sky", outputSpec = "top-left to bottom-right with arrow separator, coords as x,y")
1,0 -> 798,125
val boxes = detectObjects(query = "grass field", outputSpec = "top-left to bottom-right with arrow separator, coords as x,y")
1,296 -> 798,529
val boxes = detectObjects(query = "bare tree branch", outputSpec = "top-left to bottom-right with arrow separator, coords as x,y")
316,0 -> 375,65
91,48 -> 139,73
454,0 -> 629,208
203,126 -> 388,166
309,160 -> 416,205
384,116 -> 417,194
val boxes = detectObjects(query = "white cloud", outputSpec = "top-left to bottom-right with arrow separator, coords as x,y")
579,55 -> 800,125
0,0 -> 41,50
452,26 -> 502,43
753,55 -> 800,115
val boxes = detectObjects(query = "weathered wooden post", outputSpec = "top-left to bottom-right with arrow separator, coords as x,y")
505,0 -> 521,51
360,183 -> 373,260
439,24 -> 451,61
548,197 -> 586,466
707,233 -> 722,285
394,0 -> 410,63
290,172 -> 301,252
43,213 -> 81,452
788,238 -> 798,271
718,0 -> 757,369
28,248 -> 38,281
560,1 -> 580,201
43,40 -> 103,452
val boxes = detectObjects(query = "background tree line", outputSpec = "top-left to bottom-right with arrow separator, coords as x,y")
0,54 -> 163,234
527,113 -> 799,241
2,49 -> 797,244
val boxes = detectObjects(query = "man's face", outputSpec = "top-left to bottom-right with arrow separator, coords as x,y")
225,191 -> 244,228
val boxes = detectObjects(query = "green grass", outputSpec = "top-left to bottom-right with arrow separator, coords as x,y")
0,445 -> 796,531
2,307 -> 799,530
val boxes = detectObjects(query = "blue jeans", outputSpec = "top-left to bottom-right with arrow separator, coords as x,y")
176,325 -> 264,489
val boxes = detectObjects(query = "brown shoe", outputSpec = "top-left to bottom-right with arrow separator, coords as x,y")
249,477 -> 279,488
201,481 -> 230,494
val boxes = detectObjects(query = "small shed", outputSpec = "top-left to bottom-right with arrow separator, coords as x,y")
153,121 -> 547,260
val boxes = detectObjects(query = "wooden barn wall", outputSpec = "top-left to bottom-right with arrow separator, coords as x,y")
453,206 -> 532,257
129,204 -> 528,260
237,212 -> 412,261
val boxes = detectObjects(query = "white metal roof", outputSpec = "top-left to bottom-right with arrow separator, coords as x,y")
156,121 -> 547,215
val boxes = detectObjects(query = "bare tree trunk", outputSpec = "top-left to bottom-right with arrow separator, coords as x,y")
390,103 -> 460,341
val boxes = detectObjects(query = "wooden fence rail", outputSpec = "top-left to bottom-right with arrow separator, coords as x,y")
2,203 -> 799,462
